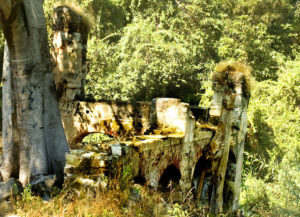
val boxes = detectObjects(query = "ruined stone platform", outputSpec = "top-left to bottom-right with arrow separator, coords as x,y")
62,98 -> 216,198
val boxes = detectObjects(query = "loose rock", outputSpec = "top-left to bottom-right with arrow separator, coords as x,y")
0,178 -> 23,202
30,174 -> 56,201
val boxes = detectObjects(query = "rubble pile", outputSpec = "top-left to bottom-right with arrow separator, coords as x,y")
64,142 -> 139,196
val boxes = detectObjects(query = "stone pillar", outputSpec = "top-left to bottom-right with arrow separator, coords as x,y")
179,106 -> 196,194
52,6 -> 89,146
209,82 -> 224,118
223,74 -> 249,213
207,65 -> 250,214
52,6 -> 88,102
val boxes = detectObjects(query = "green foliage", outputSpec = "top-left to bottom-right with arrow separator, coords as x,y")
20,185 -> 33,204
198,72 -> 214,107
216,18 -> 279,80
240,174 -> 271,216
80,0 -> 300,103
41,0 -> 300,103
82,133 -> 113,144
242,58 -> 300,216
120,164 -> 132,190
87,17 -> 204,103
167,203 -> 189,217
85,0 -> 216,103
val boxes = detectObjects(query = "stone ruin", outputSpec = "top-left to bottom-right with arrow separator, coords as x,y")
51,6 -> 250,214
0,5 -> 249,215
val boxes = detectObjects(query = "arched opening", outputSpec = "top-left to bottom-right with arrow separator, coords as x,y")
159,165 -> 181,190
134,174 -> 146,186
192,156 -> 212,201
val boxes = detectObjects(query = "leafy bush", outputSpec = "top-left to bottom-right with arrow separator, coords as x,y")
86,17 -> 204,103
242,58 -> 300,216
42,0 -> 300,104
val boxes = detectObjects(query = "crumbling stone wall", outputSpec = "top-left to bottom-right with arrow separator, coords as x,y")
51,6 -> 249,215
52,6 -> 87,103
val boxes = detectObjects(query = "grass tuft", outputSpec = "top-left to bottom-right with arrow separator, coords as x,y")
214,61 -> 252,95
54,0 -> 94,35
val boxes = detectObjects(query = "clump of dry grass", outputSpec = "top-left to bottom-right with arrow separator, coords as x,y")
0,201 -> 14,217
2,184 -> 209,217
7,189 -> 127,217
214,61 -> 252,95
1,180 -> 167,217
54,0 -> 94,35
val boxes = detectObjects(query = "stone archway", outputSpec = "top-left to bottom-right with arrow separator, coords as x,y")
159,164 -> 181,190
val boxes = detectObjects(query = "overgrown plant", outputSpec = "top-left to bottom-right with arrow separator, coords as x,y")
241,58 -> 300,216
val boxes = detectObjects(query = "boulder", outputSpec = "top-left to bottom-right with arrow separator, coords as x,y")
0,178 -> 23,202
30,175 -> 56,201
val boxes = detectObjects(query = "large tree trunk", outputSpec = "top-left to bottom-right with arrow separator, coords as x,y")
0,0 -> 69,187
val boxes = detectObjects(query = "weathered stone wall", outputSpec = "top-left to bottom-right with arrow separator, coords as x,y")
52,6 -> 87,102
59,101 -> 151,146
62,99 -> 215,194
59,98 -> 199,146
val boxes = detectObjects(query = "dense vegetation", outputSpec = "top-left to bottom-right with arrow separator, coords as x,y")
0,0 -> 299,216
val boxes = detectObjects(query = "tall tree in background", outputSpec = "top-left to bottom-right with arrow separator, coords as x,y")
0,0 -> 69,186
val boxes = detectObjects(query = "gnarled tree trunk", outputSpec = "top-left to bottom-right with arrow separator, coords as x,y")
0,0 -> 69,187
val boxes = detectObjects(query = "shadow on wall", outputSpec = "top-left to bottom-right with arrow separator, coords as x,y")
192,156 -> 213,201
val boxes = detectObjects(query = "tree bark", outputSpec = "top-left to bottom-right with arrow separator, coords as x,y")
0,0 -> 69,187
1,42 -> 18,181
